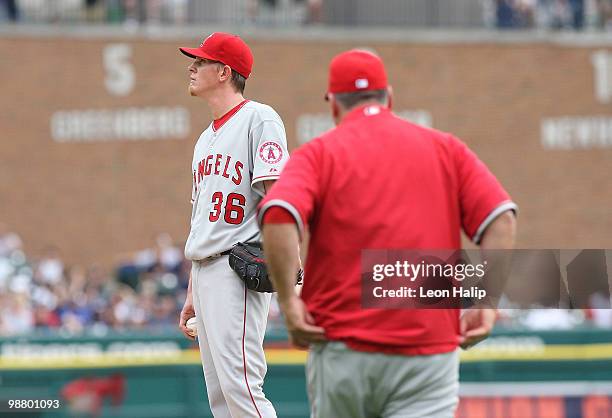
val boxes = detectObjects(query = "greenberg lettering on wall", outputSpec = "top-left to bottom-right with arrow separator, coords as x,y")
50,44 -> 190,143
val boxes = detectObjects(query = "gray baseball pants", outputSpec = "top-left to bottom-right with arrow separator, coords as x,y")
307,342 -> 459,418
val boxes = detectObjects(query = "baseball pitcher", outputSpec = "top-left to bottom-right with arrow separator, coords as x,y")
177,33 -> 288,418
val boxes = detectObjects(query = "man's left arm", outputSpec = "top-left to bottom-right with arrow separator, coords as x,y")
460,211 -> 517,349
451,135 -> 518,349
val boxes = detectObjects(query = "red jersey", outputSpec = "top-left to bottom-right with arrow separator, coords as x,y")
259,104 -> 516,355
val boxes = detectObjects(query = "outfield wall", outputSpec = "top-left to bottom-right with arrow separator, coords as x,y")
1,31 -> 611,264
0,328 -> 611,417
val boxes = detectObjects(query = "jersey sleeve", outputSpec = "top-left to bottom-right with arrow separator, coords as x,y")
451,135 -> 518,244
249,116 -> 289,196
190,154 -> 198,205
257,141 -> 322,238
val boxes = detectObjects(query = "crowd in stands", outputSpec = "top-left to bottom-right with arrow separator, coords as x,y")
0,0 -> 321,25
0,0 -> 189,25
2,0 -> 611,30
0,225 -> 190,336
494,0 -> 612,30
0,224 -> 286,337
0,223 -> 610,337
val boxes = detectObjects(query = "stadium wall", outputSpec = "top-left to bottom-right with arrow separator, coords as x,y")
1,31 -> 611,264
1,328 -> 611,417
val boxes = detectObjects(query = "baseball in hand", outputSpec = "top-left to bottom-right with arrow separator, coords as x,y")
186,317 -> 198,337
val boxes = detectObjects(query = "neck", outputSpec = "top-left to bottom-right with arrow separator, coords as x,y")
206,90 -> 245,120
335,100 -> 383,125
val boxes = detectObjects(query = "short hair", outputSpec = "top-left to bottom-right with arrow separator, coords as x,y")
209,60 -> 246,94
230,69 -> 246,94
334,89 -> 388,110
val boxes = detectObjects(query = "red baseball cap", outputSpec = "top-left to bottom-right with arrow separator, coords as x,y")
326,49 -> 388,99
179,32 -> 254,79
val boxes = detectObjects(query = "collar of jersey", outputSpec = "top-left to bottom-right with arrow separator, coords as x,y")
341,103 -> 389,126
213,99 -> 250,132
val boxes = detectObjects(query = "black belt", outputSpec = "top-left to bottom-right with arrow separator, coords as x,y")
198,249 -> 232,262
202,232 -> 260,261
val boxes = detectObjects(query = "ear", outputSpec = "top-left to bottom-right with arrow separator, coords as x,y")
330,95 -> 341,124
386,85 -> 393,110
219,65 -> 232,82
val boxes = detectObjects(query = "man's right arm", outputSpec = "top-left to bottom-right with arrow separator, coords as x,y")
178,272 -> 196,340
257,143 -> 325,348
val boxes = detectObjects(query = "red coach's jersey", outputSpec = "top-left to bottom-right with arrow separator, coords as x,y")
259,104 -> 516,355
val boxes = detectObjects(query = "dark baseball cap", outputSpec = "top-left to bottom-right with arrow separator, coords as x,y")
180,32 -> 254,79
326,49 -> 388,100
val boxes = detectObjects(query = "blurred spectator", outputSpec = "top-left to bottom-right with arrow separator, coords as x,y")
129,0 -> 160,25
596,0 -> 612,28
483,0 -> 497,27
497,0 -> 519,28
84,0 -> 104,22
37,247 -> 65,286
537,0 -> 571,29
0,293 -> 34,336
521,309 -> 585,329
248,0 -> 322,25
33,304 -> 61,328
0,223 -> 22,256
17,0 -> 81,23
301,0 -> 323,24
590,309 -> 612,327
537,0 -> 591,30
0,0 -> 19,21
156,232 -> 183,272
122,0 -> 188,27
148,294 -> 178,327
568,0 -> 585,29
109,286 -> 140,328
165,0 -> 188,24
495,0 -> 587,29
588,293 -> 612,327
516,0 -> 536,27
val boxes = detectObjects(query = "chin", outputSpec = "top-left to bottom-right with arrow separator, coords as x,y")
189,86 -> 198,97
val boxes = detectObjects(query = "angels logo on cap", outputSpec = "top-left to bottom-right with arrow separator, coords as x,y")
200,34 -> 214,47
179,32 -> 254,79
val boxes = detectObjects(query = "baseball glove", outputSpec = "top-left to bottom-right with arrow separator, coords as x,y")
228,242 -> 303,293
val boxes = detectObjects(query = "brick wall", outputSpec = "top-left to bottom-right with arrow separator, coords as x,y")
1,35 -> 610,265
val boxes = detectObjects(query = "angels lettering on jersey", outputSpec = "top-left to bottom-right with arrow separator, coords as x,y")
184,100 -> 289,261
192,154 -> 244,201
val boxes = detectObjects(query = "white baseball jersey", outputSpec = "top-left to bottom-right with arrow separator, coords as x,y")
185,100 -> 289,260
